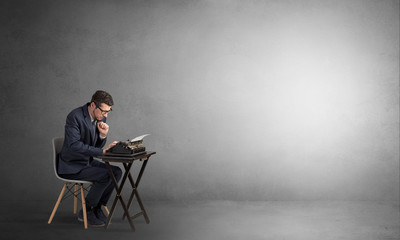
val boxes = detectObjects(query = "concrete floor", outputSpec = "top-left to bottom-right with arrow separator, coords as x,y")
1,200 -> 399,240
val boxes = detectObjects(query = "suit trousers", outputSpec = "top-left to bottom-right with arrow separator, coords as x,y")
60,160 -> 122,208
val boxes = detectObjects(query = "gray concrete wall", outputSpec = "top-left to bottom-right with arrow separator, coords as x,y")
1,0 -> 399,201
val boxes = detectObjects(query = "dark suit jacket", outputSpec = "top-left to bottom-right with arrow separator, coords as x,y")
58,103 -> 107,174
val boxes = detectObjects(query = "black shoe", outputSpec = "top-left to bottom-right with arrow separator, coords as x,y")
78,208 -> 105,227
93,206 -> 108,224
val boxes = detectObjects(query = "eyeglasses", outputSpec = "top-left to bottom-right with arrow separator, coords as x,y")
95,104 -> 112,115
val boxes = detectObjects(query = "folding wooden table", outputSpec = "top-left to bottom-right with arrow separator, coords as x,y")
102,151 -> 156,231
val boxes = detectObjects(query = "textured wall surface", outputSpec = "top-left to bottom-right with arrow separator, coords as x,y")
1,0 -> 399,201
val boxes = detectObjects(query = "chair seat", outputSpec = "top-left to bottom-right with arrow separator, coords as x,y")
55,175 -> 93,185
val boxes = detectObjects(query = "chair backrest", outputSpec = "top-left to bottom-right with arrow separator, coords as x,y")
52,137 -> 64,179
52,137 -> 92,184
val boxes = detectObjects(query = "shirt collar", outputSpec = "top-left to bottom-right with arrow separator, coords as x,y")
88,106 -> 96,123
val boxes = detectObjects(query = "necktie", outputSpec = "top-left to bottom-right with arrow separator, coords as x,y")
92,120 -> 97,143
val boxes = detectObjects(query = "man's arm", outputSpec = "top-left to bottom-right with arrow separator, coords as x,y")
95,121 -> 109,148
64,113 -> 103,157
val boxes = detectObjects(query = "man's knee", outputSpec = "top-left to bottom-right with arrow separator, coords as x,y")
113,166 -> 122,181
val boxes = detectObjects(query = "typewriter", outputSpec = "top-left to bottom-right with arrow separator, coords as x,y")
106,134 -> 149,156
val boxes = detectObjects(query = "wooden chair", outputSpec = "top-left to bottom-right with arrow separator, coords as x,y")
48,137 -> 109,229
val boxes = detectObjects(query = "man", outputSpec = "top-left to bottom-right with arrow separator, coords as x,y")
58,90 -> 122,227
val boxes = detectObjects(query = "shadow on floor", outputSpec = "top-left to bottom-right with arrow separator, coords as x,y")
1,200 -> 399,240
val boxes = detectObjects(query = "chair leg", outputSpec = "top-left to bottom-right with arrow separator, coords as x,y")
103,206 -> 110,215
74,184 -> 78,214
48,184 -> 67,224
80,184 -> 88,229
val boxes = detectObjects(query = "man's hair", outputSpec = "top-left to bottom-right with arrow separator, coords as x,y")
91,90 -> 114,106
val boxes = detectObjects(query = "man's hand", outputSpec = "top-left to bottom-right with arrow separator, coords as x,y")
97,121 -> 109,138
103,141 -> 118,155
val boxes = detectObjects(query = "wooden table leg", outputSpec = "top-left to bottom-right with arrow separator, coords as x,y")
104,162 -> 136,232
123,160 -> 150,223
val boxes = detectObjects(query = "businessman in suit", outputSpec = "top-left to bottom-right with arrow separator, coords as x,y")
58,90 -> 122,227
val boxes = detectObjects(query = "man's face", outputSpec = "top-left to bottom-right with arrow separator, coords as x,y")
93,102 -> 112,120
